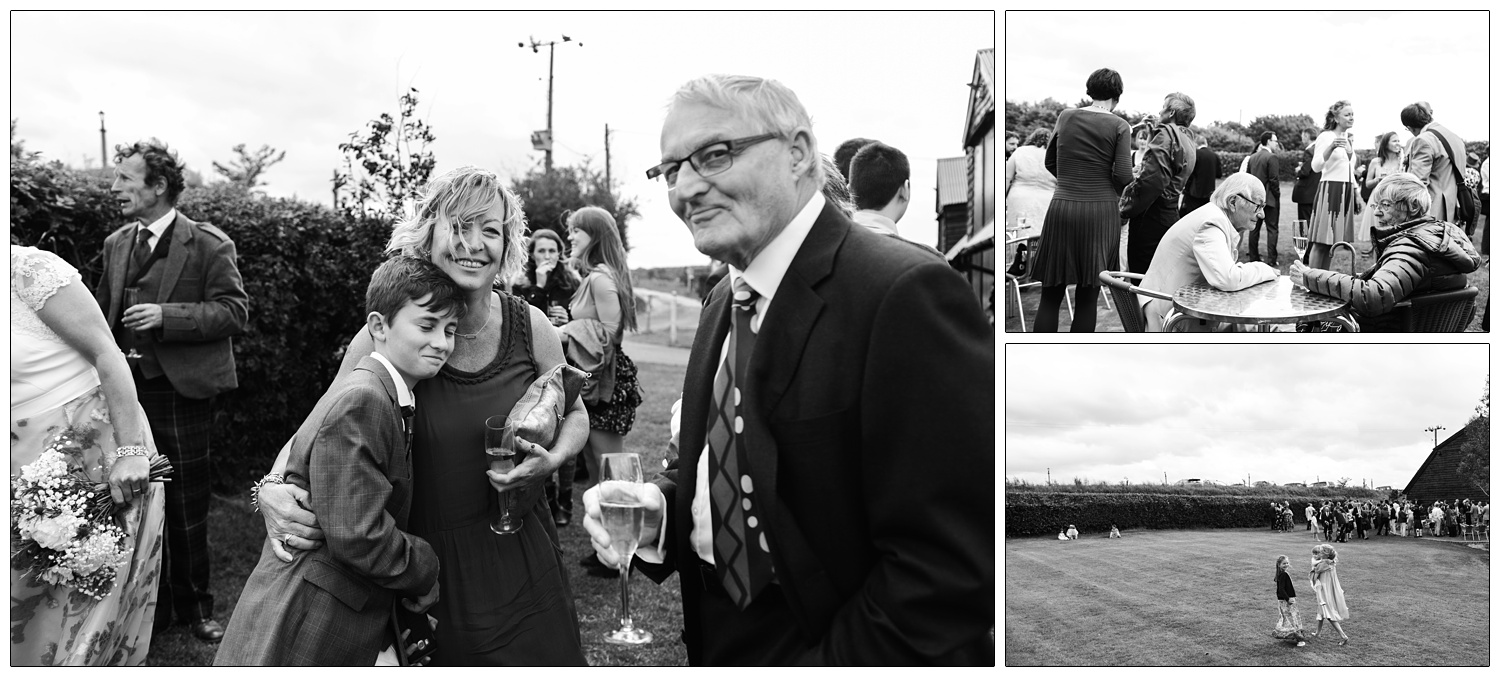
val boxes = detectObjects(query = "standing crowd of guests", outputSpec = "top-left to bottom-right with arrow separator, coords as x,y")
1006,66 -> 1484,332
1289,498 -> 1490,542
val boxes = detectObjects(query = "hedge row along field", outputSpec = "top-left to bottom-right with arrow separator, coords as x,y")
1005,491 -> 1384,537
1005,481 -> 1387,499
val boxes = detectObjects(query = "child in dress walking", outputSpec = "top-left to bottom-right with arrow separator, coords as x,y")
1308,544 -> 1350,645
216,256 -> 463,665
1272,555 -> 1307,646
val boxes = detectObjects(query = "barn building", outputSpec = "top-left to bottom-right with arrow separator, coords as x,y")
1403,422 -> 1486,503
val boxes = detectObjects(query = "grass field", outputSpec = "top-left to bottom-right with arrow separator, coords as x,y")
1004,528 -> 1489,666
148,361 -> 690,666
1002,182 -> 1490,332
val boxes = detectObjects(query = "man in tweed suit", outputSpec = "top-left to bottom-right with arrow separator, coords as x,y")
215,256 -> 458,665
97,138 -> 248,642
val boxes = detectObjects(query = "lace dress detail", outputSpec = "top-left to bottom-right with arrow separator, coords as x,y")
11,246 -> 80,343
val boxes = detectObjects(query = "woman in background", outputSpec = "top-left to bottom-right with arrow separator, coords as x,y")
1030,67 -> 1134,332
1307,100 -> 1364,269
1005,127 -> 1058,238
513,228 -> 581,527
1358,131 -> 1404,247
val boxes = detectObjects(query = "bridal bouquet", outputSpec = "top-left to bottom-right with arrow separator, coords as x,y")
10,430 -> 173,600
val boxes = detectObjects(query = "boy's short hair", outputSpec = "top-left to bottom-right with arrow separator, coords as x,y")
849,142 -> 910,210
365,255 -> 469,323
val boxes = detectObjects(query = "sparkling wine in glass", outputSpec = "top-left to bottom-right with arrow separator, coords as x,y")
122,287 -> 144,360
600,452 -> 652,645
485,415 -> 524,535
1291,220 -> 1310,264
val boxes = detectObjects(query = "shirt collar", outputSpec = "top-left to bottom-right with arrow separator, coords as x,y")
731,191 -> 826,305
137,208 -> 177,240
368,351 -> 416,409
851,209 -> 899,237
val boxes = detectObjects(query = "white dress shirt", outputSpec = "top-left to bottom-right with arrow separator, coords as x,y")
136,208 -> 177,254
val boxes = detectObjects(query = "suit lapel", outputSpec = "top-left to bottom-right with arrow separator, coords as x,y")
108,229 -> 133,327
359,355 -> 409,470
155,214 -> 193,304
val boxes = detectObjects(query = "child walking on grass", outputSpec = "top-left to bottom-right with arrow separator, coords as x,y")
1308,544 -> 1350,645
1272,555 -> 1307,647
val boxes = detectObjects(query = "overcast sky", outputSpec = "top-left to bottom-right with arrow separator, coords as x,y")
9,10 -> 994,268
1005,345 -> 1489,492
1005,10 -> 1490,150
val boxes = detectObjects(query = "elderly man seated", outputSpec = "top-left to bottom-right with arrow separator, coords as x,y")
1290,172 -> 1480,332
1139,172 -> 1279,330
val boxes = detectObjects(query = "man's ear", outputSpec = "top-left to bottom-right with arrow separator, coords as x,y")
787,128 -> 815,179
366,311 -> 388,342
898,181 -> 911,204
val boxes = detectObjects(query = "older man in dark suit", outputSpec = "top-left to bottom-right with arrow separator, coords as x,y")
98,138 -> 249,642
582,74 -> 994,665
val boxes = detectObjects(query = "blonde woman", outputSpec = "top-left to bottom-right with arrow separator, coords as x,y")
257,166 -> 591,664
1306,100 -> 1364,269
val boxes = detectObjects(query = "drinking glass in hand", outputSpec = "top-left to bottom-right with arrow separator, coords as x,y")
122,287 -> 144,360
485,415 -> 524,535
600,452 -> 652,645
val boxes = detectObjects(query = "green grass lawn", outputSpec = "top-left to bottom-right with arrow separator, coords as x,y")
1003,182 -> 1490,332
1004,528 -> 1489,666
148,361 -> 690,666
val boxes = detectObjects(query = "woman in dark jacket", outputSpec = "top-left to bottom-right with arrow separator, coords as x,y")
1029,67 -> 1134,332
1292,172 -> 1482,332
513,227 -> 582,526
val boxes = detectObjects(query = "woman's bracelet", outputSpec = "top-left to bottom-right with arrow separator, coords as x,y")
115,445 -> 150,458
249,473 -> 286,513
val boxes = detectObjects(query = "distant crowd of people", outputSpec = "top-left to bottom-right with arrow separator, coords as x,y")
1276,498 -> 1490,542
1005,66 -> 1486,332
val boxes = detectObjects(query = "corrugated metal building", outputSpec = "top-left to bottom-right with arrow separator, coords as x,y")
1403,422 -> 1487,502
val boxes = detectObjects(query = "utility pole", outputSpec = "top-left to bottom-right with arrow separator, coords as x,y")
1046,468 -> 1050,485
98,111 -> 107,170
1424,425 -> 1446,448
604,124 -> 612,196
519,35 -> 581,173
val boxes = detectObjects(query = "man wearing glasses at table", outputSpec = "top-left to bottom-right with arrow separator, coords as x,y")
1139,172 -> 1279,331
580,74 -> 994,665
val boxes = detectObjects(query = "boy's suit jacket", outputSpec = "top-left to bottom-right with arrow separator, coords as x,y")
639,201 -> 995,665
214,356 -> 438,666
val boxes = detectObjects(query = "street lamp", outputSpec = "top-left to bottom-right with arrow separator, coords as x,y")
519,35 -> 582,173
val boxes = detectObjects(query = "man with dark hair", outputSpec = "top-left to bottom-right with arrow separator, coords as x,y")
1400,101 -> 1467,223
1181,128 -> 1220,215
833,137 -> 877,181
97,138 -> 249,643
1291,128 -> 1322,223
847,141 -> 910,237
1245,131 -> 1283,267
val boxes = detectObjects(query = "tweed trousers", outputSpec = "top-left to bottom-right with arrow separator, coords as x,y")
136,374 -> 216,624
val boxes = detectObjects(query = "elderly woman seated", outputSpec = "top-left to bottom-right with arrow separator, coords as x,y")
1290,172 -> 1481,331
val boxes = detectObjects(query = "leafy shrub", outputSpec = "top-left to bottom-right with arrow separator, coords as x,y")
11,155 -> 393,491
1005,491 -> 1378,537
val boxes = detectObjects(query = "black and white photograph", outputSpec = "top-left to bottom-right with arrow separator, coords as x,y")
1004,344 -> 1490,666
1002,10 -> 1489,332
8,10 -> 997,667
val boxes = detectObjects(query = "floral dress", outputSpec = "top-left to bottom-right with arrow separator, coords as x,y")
10,246 -> 166,665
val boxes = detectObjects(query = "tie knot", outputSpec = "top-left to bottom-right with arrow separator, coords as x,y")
731,278 -> 759,314
137,228 -> 153,246
401,405 -> 416,420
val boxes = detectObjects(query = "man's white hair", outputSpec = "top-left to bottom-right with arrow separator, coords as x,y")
1211,172 -> 1265,211
669,74 -> 824,186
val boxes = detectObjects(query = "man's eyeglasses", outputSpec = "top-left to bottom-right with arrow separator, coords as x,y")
646,133 -> 780,189
1236,194 -> 1265,211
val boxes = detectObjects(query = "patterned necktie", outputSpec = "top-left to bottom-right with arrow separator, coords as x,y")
128,228 -> 153,282
706,277 -> 773,609
401,405 -> 416,457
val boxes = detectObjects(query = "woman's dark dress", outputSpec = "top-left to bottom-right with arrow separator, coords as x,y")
408,293 -> 585,665
1033,106 -> 1133,286
515,268 -> 579,318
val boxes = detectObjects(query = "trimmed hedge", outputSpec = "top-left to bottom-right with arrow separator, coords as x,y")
11,156 -> 393,492
1005,491 -> 1375,537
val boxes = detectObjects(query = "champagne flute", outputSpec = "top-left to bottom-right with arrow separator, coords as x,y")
600,452 -> 652,645
122,287 -> 144,360
1291,219 -> 1310,265
485,415 -> 524,535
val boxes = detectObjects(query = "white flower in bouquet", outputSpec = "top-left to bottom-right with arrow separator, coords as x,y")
20,450 -> 69,483
41,564 -> 75,586
71,527 -> 128,576
30,513 -> 85,550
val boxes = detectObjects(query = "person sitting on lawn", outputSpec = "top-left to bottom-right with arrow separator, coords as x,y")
1109,525 -> 1121,538
1058,529 -> 1069,541
215,256 -> 457,665
1290,172 -> 1481,332
1066,525 -> 1080,540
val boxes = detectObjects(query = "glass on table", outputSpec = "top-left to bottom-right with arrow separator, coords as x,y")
600,452 -> 652,645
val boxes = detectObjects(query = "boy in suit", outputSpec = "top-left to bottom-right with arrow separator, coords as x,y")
215,256 -> 462,665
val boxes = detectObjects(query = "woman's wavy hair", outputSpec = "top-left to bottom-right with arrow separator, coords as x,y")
1025,127 -> 1052,148
521,228 -> 579,289
1375,131 -> 1400,164
386,166 -> 528,286
567,206 -> 637,333
1323,100 -> 1352,131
